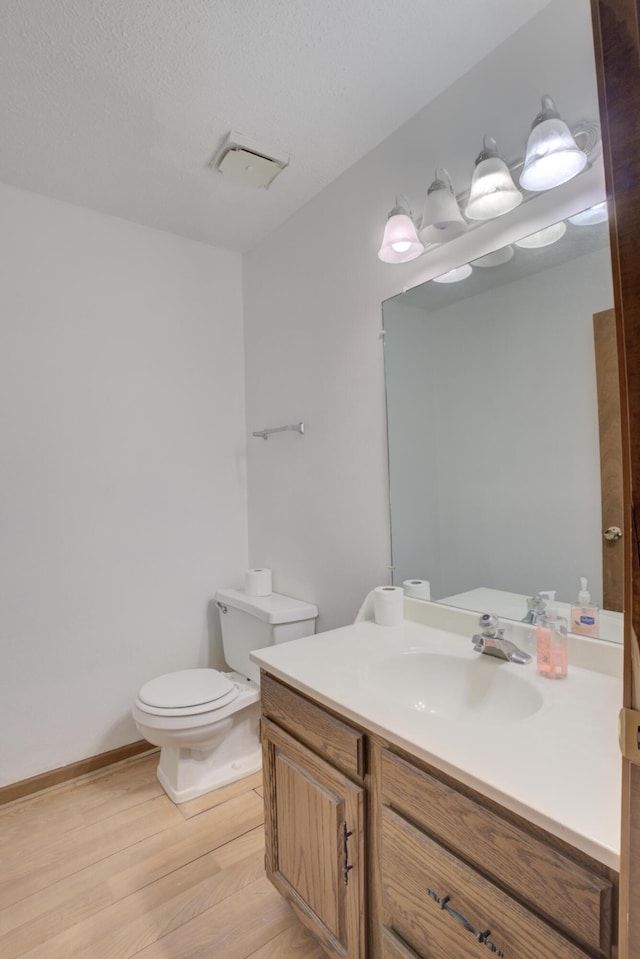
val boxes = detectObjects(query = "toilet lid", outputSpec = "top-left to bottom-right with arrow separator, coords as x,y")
138,669 -> 235,709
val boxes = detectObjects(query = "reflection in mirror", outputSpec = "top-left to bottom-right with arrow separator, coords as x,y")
383,208 -> 623,642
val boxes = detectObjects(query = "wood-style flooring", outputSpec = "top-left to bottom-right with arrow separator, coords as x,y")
0,752 -> 325,959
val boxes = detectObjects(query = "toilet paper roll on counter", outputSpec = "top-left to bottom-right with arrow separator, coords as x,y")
403,579 -> 431,601
244,568 -> 272,596
373,585 -> 404,626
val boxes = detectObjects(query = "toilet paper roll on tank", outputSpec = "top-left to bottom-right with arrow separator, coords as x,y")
403,579 -> 431,600
244,568 -> 272,596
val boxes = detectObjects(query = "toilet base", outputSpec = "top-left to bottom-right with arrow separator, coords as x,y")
157,743 -> 262,803
151,694 -> 262,804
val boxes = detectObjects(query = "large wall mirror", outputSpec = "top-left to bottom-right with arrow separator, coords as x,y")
383,209 -> 623,641
380,0 -> 624,644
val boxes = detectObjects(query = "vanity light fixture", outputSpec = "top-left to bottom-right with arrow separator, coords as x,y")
464,137 -> 523,221
418,168 -> 468,245
568,201 -> 608,225
375,96 -> 600,266
432,263 -> 473,283
514,220 -> 567,249
377,195 -> 425,263
520,95 -> 587,191
472,245 -> 515,267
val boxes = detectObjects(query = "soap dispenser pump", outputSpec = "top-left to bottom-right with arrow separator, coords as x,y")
571,578 -> 600,637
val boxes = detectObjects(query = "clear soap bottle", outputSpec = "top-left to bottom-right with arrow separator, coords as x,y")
570,578 -> 600,637
536,603 -> 568,679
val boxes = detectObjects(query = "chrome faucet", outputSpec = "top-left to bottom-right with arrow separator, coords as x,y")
472,613 -> 532,665
521,593 -> 547,625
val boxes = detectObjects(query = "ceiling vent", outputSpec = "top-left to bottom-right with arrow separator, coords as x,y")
212,131 -> 290,189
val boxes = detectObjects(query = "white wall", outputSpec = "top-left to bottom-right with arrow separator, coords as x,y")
385,249 -> 613,606
0,183 -> 247,785
243,0 -> 603,629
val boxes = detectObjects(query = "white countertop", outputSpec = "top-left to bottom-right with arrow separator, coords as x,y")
252,600 -> 622,870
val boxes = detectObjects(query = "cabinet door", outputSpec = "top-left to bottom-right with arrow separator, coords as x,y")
262,717 -> 365,959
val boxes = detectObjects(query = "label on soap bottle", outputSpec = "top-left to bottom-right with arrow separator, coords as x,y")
571,605 -> 599,637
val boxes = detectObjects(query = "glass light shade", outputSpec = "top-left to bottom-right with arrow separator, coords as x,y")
520,96 -> 587,191
569,202 -> 608,225
465,157 -> 523,219
419,170 -> 467,245
378,200 -> 425,263
465,138 -> 522,221
515,220 -> 567,249
432,263 -> 472,283
472,245 -> 514,267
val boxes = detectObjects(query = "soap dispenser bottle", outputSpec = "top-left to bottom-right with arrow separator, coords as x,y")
571,578 -> 600,637
536,603 -> 568,679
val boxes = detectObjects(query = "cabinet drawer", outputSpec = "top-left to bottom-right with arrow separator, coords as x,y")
381,749 -> 612,955
382,806 -> 593,959
261,673 -> 365,780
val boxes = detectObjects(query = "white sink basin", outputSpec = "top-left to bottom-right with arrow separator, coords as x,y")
360,649 -> 543,723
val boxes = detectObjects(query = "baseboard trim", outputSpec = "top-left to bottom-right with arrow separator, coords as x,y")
0,740 -> 156,806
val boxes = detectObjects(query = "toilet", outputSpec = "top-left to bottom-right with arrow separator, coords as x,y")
132,588 -> 318,803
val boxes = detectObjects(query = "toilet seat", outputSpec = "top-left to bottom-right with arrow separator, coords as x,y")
136,668 -> 239,717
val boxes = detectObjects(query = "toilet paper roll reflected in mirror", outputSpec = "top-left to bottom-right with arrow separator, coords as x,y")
244,568 -> 272,596
402,579 -> 431,601
373,586 -> 404,626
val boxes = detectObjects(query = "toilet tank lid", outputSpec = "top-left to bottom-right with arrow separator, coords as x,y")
215,588 -> 318,624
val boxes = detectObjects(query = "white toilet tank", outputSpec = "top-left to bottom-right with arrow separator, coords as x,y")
215,588 -> 318,684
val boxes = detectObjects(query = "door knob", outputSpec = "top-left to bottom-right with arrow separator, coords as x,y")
603,526 -> 623,541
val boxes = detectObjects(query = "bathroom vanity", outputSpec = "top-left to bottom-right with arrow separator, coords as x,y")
252,600 -> 621,959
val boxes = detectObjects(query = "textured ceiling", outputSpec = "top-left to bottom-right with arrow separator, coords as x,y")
0,0 -> 554,251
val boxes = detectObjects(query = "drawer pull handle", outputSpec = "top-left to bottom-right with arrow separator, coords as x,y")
427,888 -> 504,956
342,822 -> 354,885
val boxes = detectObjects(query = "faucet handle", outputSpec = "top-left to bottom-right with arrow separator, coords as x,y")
527,594 -> 547,613
478,612 -> 500,636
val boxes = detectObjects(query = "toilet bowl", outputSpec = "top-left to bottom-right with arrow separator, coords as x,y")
132,589 -> 317,803
132,667 -> 262,803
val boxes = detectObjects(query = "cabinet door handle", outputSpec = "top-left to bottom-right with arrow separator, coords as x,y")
342,822 -> 354,885
427,888 -> 504,956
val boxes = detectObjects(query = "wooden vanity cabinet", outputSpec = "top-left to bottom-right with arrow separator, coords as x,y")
261,675 -> 366,959
375,747 -> 616,959
260,673 -> 617,959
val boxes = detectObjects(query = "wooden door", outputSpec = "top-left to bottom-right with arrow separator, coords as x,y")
261,717 -> 365,959
594,308 -> 624,610
591,3 -> 640,958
